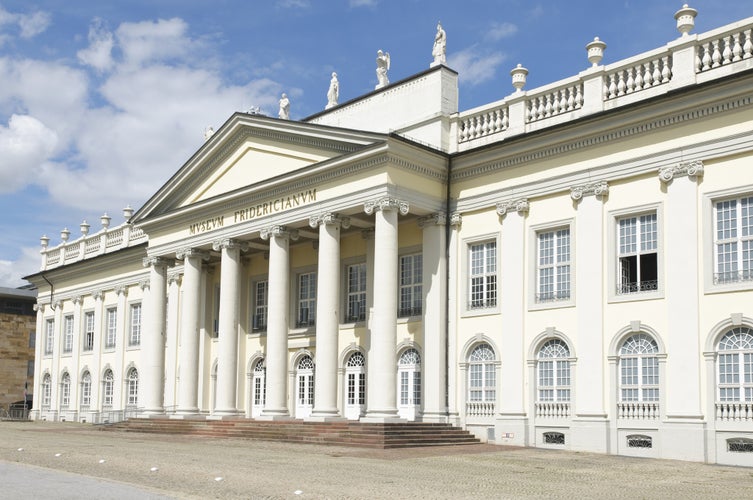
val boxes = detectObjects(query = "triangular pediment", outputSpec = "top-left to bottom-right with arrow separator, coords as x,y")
133,113 -> 386,223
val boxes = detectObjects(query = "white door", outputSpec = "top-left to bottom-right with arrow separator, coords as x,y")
398,348 -> 421,421
296,355 -> 314,419
345,352 -> 365,420
251,359 -> 265,418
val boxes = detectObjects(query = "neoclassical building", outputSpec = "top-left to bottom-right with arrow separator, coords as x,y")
26,7 -> 753,466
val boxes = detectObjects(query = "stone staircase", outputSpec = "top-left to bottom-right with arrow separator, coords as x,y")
103,418 -> 480,449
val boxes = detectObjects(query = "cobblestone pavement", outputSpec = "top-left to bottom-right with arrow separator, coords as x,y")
1,421 -> 752,499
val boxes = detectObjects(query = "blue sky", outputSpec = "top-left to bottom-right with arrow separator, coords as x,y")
0,1 -> 751,287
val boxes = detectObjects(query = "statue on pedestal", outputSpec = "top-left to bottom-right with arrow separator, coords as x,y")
431,22 -> 446,67
278,93 -> 290,120
375,50 -> 390,89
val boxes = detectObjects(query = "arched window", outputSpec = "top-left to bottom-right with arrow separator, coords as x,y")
102,370 -> 114,407
398,348 -> 421,420
717,327 -> 753,402
42,374 -> 51,408
345,352 -> 365,420
537,339 -> 570,402
619,334 -> 659,402
468,343 -> 496,404
126,368 -> 139,407
60,372 -> 71,408
296,355 -> 314,418
81,372 -> 92,407
252,359 -> 266,418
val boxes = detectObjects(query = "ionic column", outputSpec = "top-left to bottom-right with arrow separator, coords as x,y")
259,226 -> 298,418
212,239 -> 247,415
142,256 -> 168,415
495,199 -> 529,429
659,161 -> 704,419
418,213 -> 448,422
164,273 -> 182,412
310,214 -> 350,419
175,249 -> 208,415
363,197 -> 408,420
447,213 -> 462,423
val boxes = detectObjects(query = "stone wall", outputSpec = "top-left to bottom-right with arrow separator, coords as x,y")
0,312 -> 35,409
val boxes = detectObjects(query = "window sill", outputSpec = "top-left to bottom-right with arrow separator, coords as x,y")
608,290 -> 664,304
461,306 -> 500,319
528,298 -> 575,311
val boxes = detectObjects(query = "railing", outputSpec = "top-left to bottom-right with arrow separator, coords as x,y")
697,27 -> 753,73
398,306 -> 422,318
466,401 -> 495,417
106,227 -> 124,248
714,271 -> 753,285
716,402 -> 753,421
617,401 -> 659,419
458,105 -> 509,143
535,291 -> 571,304
526,82 -> 583,123
468,299 -> 497,310
41,223 -> 147,271
535,401 -> 570,418
92,406 -> 142,424
604,55 -> 671,99
617,280 -> 658,295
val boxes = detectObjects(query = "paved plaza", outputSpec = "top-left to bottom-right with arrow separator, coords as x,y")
1,421 -> 752,499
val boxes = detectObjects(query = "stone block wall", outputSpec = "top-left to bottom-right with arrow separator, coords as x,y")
0,312 -> 35,409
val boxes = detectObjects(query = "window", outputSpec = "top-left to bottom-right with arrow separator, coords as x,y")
627,434 -> 653,448
29,330 -> 35,348
617,213 -> 658,294
105,308 -> 117,348
103,370 -> 114,407
81,372 -> 92,407
296,356 -> 314,418
83,312 -> 95,351
537,339 -> 571,402
537,229 -> 570,302
717,327 -> 753,402
45,319 -> 54,355
346,263 -> 366,322
212,285 -> 220,337
398,348 -> 421,406
543,432 -> 565,445
297,272 -> 316,327
399,254 -> 422,317
27,360 -> 34,378
127,368 -> 139,406
728,438 -> 753,453
42,374 -> 51,407
252,359 -> 266,417
469,241 -> 497,309
714,196 -> 753,284
60,372 -> 71,407
620,334 -> 659,402
129,304 -> 141,346
253,280 -> 268,331
346,352 -> 365,406
63,315 -> 74,353
468,343 -> 496,403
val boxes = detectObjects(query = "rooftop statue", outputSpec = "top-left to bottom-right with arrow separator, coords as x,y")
326,72 -> 339,109
375,50 -> 390,89
278,93 -> 290,120
431,22 -> 446,67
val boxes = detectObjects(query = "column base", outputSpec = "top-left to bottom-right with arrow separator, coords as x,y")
361,410 -> 405,423
141,408 -> 165,416
421,411 -> 449,423
309,408 -> 344,421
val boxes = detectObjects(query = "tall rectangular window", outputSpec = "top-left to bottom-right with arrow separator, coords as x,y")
83,312 -> 95,351
714,196 -> 753,284
617,213 -> 658,294
105,308 -> 117,348
129,303 -> 141,346
63,315 -> 74,353
45,319 -> 54,355
399,254 -> 422,317
297,272 -> 316,327
469,241 -> 497,309
537,228 -> 571,302
29,331 -> 35,348
27,360 -> 34,378
346,263 -> 367,322
253,280 -> 268,331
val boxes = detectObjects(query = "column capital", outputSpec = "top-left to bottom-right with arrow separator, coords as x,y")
309,213 -> 351,229
658,160 -> 704,183
175,248 -> 210,261
92,289 -> 104,301
570,181 -> 609,201
364,197 -> 409,216
52,299 -> 61,310
142,256 -> 170,269
496,198 -> 529,216
211,238 -> 249,252
450,212 -> 463,226
260,225 -> 299,241
114,284 -> 128,297
139,279 -> 150,291
168,272 -> 182,286
72,296 -> 82,305
418,213 -> 447,228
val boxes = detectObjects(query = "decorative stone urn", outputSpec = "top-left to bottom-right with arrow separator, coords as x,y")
511,64 -> 528,93
586,37 -> 607,67
675,4 -> 697,37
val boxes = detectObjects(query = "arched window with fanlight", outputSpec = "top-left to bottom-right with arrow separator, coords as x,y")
345,351 -> 365,420
126,368 -> 139,407
717,327 -> 753,403
466,343 -> 496,417
536,339 -> 571,418
252,358 -> 266,418
296,355 -> 314,419
618,334 -> 659,419
397,348 -> 421,420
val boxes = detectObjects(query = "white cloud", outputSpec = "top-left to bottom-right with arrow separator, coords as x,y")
115,18 -> 204,69
0,246 -> 41,286
0,114 -> 57,193
448,47 -> 507,86
349,0 -> 378,7
0,6 -> 51,39
77,18 -> 115,72
485,22 -> 518,42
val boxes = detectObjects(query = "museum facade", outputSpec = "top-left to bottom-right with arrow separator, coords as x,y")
26,7 -> 753,466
